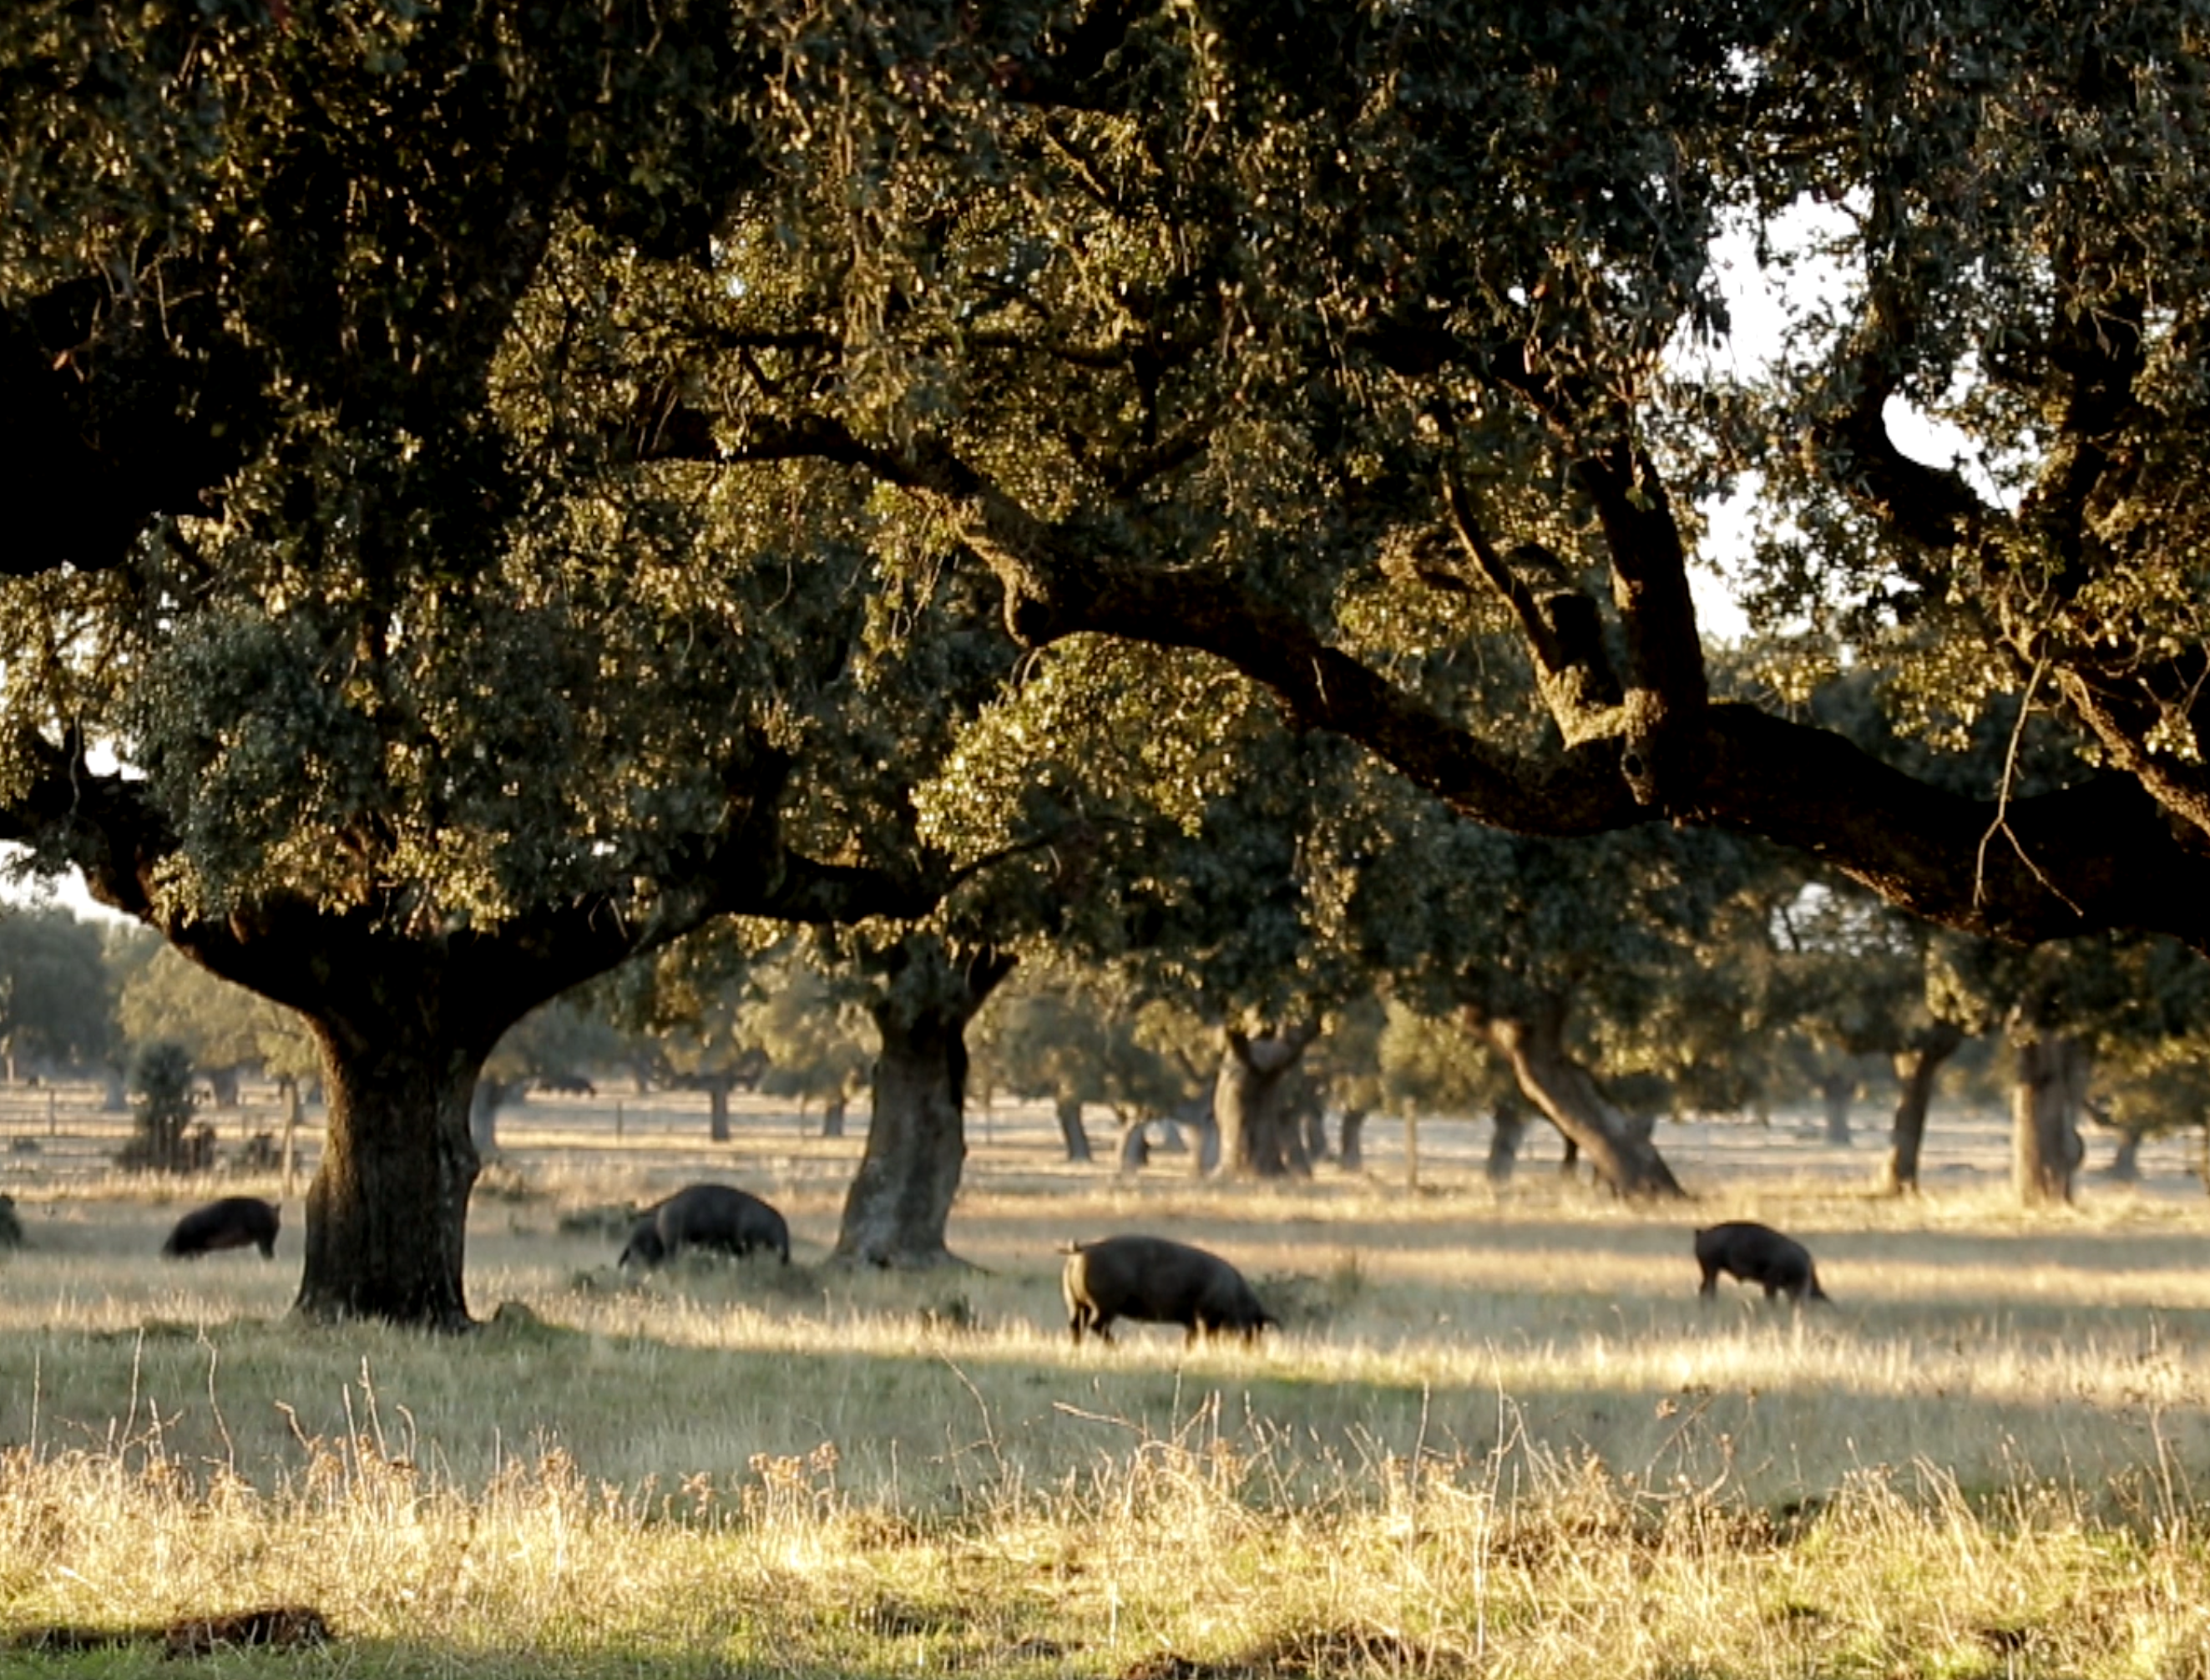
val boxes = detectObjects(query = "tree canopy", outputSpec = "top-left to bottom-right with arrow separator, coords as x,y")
640,0 -> 2210,955
14,3 -> 2210,1312
0,3 -> 1001,1323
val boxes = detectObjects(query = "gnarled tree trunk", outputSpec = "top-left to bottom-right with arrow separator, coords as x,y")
297,1023 -> 487,1330
2012,1030 -> 2088,1207
834,943 -> 1014,1267
1879,1024 -> 1962,1194
1214,1025 -> 1321,1178
1478,1000 -> 1684,1198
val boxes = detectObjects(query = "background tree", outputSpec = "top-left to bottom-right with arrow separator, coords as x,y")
1760,883 -> 1968,1190
117,945 -> 319,1109
975,966 -> 1193,1165
471,997 -> 629,1151
654,3 -> 2210,966
1930,934 -> 2210,1206
743,949 -> 876,1140
0,908 -> 114,1084
1353,787 -> 1777,1197
1376,1001 -> 1520,1185
119,1041 -> 203,1175
2089,1034 -> 2210,1185
600,930 -> 772,1146
933,641 -> 1393,1182
0,8 -> 954,1326
1307,992 -> 1388,1170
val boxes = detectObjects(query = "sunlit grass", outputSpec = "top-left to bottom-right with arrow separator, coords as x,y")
7,1090 -> 2210,1671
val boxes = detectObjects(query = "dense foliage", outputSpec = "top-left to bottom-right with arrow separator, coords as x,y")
13,3 -> 2210,1299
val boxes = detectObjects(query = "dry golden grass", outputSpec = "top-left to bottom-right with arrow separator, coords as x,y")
6,1086 -> 2210,1673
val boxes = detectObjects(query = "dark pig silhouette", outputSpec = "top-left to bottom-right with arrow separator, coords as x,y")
1694,1221 -> 1828,1303
619,1183 -> 790,1268
161,1196 -> 280,1260
1061,1234 -> 1276,1345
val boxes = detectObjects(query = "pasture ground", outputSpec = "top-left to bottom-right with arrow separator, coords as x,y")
4,1085 -> 2210,1676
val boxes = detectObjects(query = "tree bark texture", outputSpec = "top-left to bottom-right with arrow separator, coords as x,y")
1481,1004 -> 1684,1198
2011,1031 -> 2088,1207
821,1091 -> 847,1139
1879,1026 -> 1961,1194
1214,1025 -> 1321,1178
833,946 -> 1014,1267
296,1024 -> 484,1330
707,1079 -> 731,1144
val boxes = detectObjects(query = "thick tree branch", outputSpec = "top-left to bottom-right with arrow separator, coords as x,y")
1805,279 -> 1995,557
1696,703 -> 2210,946
745,422 -> 2210,954
1571,440 -> 1711,807
1437,473 -> 1624,746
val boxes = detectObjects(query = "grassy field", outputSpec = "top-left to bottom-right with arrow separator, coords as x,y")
4,1086 -> 2210,1675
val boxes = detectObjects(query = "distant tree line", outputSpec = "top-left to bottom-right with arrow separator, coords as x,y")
7,865 -> 2207,1212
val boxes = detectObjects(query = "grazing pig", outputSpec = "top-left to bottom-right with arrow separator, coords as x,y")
161,1196 -> 280,1260
619,1183 -> 789,1268
1694,1221 -> 1828,1303
1061,1234 -> 1276,1345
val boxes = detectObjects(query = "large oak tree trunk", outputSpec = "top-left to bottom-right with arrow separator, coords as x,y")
1879,1025 -> 1962,1194
1215,1025 -> 1321,1178
296,1025 -> 485,1330
834,944 -> 1014,1267
1479,1001 -> 1684,1198
2012,1030 -> 2088,1207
